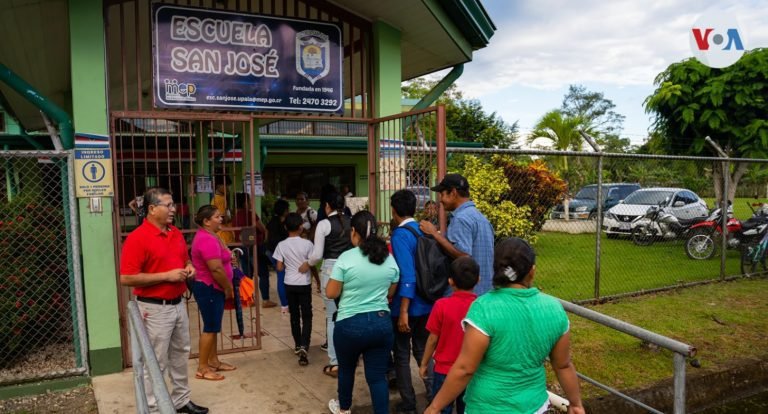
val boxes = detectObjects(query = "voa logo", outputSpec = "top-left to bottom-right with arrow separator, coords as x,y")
690,12 -> 746,68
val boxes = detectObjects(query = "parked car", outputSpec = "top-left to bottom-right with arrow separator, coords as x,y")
603,187 -> 709,237
550,183 -> 640,220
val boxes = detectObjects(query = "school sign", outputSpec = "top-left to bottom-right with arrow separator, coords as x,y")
152,4 -> 343,112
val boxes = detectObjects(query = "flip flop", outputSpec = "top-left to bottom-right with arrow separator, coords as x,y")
195,370 -> 225,381
211,362 -> 237,372
323,364 -> 338,378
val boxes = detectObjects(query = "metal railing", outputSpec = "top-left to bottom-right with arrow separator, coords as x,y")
127,301 -> 175,414
560,299 -> 697,414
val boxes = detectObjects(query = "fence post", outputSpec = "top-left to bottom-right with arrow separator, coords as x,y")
436,105 -> 447,234
705,137 -> 728,280
581,131 -> 603,301
368,122 -> 377,217
673,353 -> 687,414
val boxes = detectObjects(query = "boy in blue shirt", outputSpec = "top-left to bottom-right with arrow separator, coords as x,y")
389,189 -> 434,414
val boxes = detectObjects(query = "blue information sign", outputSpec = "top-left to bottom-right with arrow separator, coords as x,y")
152,4 -> 343,112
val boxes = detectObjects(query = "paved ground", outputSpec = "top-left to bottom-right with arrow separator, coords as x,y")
92,283 -> 429,414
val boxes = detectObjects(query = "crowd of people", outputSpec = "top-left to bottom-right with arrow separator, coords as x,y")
119,175 -> 584,414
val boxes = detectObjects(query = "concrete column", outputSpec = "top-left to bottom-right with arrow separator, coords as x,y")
69,0 -> 122,375
371,22 -> 403,218
373,21 -> 402,118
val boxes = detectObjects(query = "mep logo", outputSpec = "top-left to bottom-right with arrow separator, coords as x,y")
164,79 -> 197,102
690,12 -> 745,68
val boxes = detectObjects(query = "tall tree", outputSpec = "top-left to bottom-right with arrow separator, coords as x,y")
401,78 -> 519,148
561,85 -> 626,136
528,110 -> 589,172
645,48 -> 768,203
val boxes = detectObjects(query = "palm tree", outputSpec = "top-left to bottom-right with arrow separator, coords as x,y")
527,110 -> 590,173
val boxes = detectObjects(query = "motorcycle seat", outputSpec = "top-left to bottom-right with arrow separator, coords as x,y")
742,219 -> 768,230
679,216 -> 707,226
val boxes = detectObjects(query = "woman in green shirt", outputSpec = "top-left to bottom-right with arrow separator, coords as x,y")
424,238 -> 584,414
326,211 -> 400,414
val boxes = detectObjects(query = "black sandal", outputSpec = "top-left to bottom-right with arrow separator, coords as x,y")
322,364 -> 338,377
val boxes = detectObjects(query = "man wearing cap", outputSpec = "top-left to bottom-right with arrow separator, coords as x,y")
120,187 -> 208,414
419,174 -> 495,295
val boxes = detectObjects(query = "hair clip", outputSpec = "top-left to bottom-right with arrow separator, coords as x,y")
366,221 -> 371,238
504,266 -> 517,281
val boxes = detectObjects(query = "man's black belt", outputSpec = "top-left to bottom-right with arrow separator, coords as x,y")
136,296 -> 183,305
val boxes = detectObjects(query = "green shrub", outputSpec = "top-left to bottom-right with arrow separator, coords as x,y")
462,156 -> 537,242
0,194 -> 70,368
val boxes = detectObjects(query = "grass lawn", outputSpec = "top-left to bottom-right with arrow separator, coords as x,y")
534,232 -> 744,301
703,197 -> 766,220
560,278 -> 768,398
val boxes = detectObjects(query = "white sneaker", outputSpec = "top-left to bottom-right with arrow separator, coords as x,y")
328,399 -> 351,414
281,306 -> 289,315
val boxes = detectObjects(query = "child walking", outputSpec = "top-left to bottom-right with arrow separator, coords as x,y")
273,213 -> 315,365
419,257 -> 479,414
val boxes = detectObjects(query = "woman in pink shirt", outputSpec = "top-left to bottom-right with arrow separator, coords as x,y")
191,205 -> 236,381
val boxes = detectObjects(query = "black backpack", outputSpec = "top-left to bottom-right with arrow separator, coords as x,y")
398,225 -> 453,303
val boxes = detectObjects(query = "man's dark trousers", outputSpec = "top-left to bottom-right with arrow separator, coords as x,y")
392,314 -> 431,411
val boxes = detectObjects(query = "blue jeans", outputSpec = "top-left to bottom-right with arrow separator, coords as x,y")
192,281 -> 224,333
334,311 -> 394,414
432,371 -> 465,414
267,253 -> 288,306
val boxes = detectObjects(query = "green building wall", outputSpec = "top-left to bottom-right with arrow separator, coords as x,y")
70,0 -> 122,375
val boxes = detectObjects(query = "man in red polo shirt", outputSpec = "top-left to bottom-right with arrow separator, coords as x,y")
120,188 -> 208,414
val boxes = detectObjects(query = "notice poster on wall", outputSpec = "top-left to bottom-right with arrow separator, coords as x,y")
152,4 -> 343,113
243,173 -> 265,196
195,175 -> 213,193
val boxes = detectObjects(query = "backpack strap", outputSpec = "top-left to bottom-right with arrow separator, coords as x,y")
395,223 -> 421,239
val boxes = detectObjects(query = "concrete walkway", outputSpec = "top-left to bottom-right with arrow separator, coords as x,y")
92,282 -> 428,414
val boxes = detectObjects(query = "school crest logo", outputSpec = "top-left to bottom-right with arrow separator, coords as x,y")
296,30 -> 330,85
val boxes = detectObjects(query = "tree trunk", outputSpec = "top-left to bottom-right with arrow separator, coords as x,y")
712,161 -> 723,206
712,161 -> 748,206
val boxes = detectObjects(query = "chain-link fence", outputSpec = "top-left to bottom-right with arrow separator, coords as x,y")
0,150 -> 87,385
429,147 -> 768,303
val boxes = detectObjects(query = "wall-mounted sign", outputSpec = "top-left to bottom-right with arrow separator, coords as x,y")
74,149 -> 114,198
195,175 -> 213,193
152,4 -> 343,113
244,173 -> 265,196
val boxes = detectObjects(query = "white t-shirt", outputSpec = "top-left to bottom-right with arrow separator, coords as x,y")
272,236 -> 314,286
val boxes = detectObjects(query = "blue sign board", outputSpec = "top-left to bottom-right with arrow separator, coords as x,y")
152,4 -> 343,113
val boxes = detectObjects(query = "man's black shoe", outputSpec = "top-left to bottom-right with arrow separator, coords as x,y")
177,400 -> 209,414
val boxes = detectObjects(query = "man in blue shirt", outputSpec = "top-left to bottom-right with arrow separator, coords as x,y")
419,173 -> 495,295
390,189 -> 433,414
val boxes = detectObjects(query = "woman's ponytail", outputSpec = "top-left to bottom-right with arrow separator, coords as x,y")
351,211 -> 388,265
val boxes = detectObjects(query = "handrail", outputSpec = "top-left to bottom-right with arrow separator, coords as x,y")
127,301 -> 176,414
558,299 -> 696,414
0,62 -> 74,149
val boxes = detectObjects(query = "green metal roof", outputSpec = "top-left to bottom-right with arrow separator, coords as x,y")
438,0 -> 496,49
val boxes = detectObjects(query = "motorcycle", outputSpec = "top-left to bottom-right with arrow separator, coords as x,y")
630,199 -> 706,246
685,202 -> 768,260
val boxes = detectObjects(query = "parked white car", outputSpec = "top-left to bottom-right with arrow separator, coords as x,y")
602,187 -> 709,237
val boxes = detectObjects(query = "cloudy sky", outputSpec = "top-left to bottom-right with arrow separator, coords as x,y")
445,0 -> 768,145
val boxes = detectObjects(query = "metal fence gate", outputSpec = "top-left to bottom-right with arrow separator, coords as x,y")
0,150 -> 88,385
368,106 -> 447,235
111,113 -> 264,365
